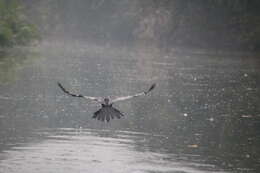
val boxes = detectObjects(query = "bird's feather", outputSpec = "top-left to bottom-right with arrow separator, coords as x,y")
92,106 -> 124,122
57,82 -> 102,103
111,83 -> 156,103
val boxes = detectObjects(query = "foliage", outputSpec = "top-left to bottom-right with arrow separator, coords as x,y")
19,0 -> 260,51
0,0 -> 39,47
133,0 -> 260,50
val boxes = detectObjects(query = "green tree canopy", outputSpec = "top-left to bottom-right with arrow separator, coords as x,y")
0,0 -> 39,47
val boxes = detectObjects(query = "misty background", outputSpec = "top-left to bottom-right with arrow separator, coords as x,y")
19,0 -> 260,50
0,0 -> 260,172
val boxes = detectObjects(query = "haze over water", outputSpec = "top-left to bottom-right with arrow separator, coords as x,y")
0,40 -> 259,172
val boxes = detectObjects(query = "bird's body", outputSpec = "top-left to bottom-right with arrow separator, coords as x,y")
57,83 -> 156,122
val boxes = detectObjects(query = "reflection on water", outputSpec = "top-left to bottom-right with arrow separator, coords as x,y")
0,41 -> 259,172
0,128 -> 229,173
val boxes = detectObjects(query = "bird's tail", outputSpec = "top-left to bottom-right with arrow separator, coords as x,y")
92,107 -> 124,122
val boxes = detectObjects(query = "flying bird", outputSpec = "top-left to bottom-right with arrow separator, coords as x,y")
57,82 -> 156,122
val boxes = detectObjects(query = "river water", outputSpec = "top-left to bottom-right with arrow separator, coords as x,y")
0,128 -> 228,173
0,41 -> 259,172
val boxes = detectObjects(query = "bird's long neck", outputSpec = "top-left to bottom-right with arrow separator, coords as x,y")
102,103 -> 112,107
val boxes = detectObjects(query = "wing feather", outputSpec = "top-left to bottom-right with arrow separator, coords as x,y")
57,82 -> 102,103
111,83 -> 156,103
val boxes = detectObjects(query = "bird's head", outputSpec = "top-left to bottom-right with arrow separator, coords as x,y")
104,98 -> 109,104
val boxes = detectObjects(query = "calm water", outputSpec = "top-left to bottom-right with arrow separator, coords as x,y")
0,41 -> 259,172
0,128 -> 228,173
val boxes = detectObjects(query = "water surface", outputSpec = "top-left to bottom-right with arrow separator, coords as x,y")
0,128 -> 228,173
0,41 -> 259,172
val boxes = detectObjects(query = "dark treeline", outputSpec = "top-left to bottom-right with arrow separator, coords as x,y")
1,0 -> 260,50
20,0 -> 260,51
0,0 -> 39,47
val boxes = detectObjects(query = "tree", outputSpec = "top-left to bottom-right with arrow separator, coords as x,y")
0,0 -> 39,47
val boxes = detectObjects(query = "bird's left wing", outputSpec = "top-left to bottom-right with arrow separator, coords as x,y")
57,82 -> 102,103
111,83 -> 156,104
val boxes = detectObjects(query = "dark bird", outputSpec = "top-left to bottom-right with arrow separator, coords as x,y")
57,82 -> 156,122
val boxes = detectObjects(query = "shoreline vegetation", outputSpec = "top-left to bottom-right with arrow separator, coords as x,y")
1,0 -> 260,52
0,0 -> 39,48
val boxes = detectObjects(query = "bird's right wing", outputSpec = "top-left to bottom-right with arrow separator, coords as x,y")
111,83 -> 156,104
57,82 -> 102,103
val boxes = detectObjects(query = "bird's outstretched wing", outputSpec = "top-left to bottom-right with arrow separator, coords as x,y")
57,82 -> 102,103
111,83 -> 156,104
